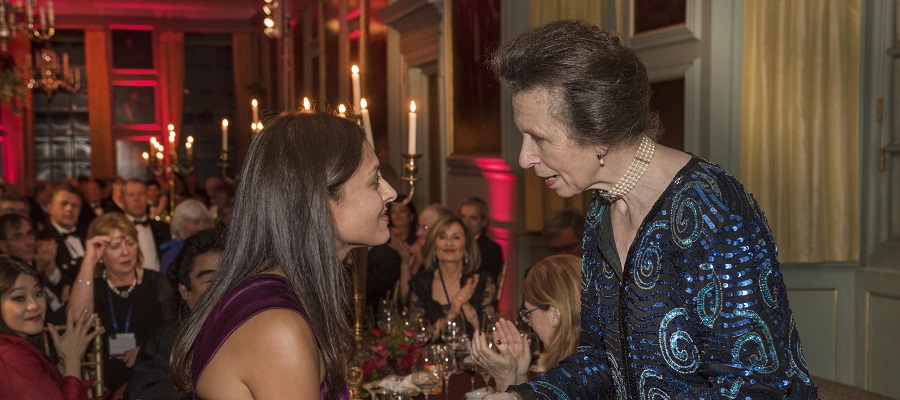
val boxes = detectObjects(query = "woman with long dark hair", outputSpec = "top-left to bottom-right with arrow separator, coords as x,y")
171,112 -> 397,399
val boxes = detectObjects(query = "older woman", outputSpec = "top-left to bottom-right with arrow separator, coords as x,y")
366,197 -> 417,312
406,216 -> 495,338
0,255 -> 104,400
485,20 -> 817,399
158,200 -> 213,275
67,212 -> 173,392
471,255 -> 580,391
171,112 -> 397,399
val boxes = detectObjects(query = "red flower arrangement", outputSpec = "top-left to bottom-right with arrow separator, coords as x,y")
359,320 -> 424,382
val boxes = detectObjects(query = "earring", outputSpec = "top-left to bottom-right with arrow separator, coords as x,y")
463,255 -> 469,265
596,150 -> 605,166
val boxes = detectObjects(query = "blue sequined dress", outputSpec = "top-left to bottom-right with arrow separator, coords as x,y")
510,157 -> 818,400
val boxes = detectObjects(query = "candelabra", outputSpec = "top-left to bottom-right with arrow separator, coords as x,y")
393,154 -> 421,206
143,126 -> 194,222
29,42 -> 80,97
0,0 -> 55,54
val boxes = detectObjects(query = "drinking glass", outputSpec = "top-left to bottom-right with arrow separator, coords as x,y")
441,319 -> 462,351
413,317 -> 431,345
431,344 -> 457,400
377,300 -> 397,332
411,348 -> 442,400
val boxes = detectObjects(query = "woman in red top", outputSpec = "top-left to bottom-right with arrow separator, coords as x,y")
0,255 -> 104,400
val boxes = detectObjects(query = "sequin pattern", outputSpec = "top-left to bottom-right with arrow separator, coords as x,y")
512,157 -> 818,400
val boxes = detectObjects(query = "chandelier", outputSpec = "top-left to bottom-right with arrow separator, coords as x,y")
29,42 -> 80,97
262,0 -> 281,38
0,0 -> 55,53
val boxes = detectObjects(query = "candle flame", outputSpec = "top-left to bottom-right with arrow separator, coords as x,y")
410,101 -> 416,113
222,119 -> 229,127
360,98 -> 368,109
150,137 -> 157,144
156,152 -> 163,160
187,136 -> 194,143
185,142 -> 192,149
167,123 -> 175,132
303,97 -> 311,110
142,152 -> 149,160
351,65 -> 359,74
252,99 -> 258,107
338,104 -> 346,113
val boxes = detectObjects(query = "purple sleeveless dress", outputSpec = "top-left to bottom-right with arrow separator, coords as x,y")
190,274 -> 350,400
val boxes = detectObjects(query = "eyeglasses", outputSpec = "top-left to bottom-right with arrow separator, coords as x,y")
0,229 -> 38,242
519,307 -> 539,324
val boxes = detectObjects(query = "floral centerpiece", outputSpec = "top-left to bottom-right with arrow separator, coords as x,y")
359,316 -> 424,382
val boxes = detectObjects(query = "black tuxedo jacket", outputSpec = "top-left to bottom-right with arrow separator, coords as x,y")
477,234 -> 504,281
135,218 -> 171,260
36,224 -> 87,288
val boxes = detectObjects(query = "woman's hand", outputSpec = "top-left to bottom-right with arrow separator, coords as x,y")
82,235 -> 112,266
471,325 -> 523,391
48,308 -> 105,378
494,318 -> 530,379
451,275 -> 479,310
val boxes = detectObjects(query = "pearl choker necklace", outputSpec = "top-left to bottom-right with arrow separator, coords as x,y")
103,269 -> 137,299
597,136 -> 656,202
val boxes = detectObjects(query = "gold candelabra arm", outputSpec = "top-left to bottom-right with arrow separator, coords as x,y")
392,153 -> 421,206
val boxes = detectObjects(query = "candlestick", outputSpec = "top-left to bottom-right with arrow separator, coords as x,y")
48,0 -> 54,25
186,136 -> 194,161
408,101 -> 417,155
251,99 -> 259,122
25,1 -> 32,23
338,104 -> 346,119
221,119 -> 229,151
351,65 -> 361,110
360,98 -> 373,147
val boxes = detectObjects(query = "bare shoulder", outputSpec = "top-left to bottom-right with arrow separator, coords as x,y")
196,309 -> 325,399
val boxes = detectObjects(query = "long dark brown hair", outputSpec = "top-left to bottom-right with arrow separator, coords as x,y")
0,255 -> 46,349
171,112 -> 364,398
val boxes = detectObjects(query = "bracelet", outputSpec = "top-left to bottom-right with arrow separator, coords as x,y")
76,279 -> 92,285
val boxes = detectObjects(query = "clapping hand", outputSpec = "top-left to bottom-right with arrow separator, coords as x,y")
471,318 -> 529,391
48,309 -> 105,378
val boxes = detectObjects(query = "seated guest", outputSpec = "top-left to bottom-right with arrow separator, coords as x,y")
366,197 -> 417,312
471,254 -> 581,391
127,229 -> 223,400
37,185 -> 87,293
0,255 -> 104,400
158,200 -> 213,275
406,216 -> 495,338
403,203 -> 453,294
1,193 -> 30,216
0,214 -> 65,322
102,179 -> 125,215
458,196 -> 504,281
67,212 -> 174,392
121,180 -> 170,273
144,180 -> 168,221
542,207 -> 585,257
28,180 -> 54,230
76,179 -> 105,228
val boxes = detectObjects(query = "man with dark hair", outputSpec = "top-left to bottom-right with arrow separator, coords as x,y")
27,180 -> 53,229
0,193 -> 30,217
542,207 -> 585,257
459,196 -> 504,281
121,179 -> 170,272
36,184 -> 86,291
127,229 -> 223,400
77,178 -> 104,227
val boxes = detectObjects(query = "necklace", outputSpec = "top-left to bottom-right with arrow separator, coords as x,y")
103,269 -> 137,299
598,136 -> 656,202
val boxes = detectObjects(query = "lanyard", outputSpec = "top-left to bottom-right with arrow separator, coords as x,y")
437,269 -> 470,326
106,286 -> 134,334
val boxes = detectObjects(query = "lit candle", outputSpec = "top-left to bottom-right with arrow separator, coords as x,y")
338,104 -> 346,119
25,1 -> 32,22
351,65 -> 361,110
186,136 -> 194,161
39,6 -> 45,27
142,152 -> 149,166
62,53 -> 69,75
221,119 -> 229,151
360,98 -> 373,146
408,101 -> 417,155
47,0 -> 54,25
303,97 -> 311,112
167,123 -> 174,133
251,99 -> 259,122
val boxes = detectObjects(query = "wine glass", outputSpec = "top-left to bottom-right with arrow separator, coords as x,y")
413,316 -> 430,345
459,351 -> 478,391
411,348 -> 442,400
431,344 -> 457,400
377,300 -> 397,332
441,318 -> 462,351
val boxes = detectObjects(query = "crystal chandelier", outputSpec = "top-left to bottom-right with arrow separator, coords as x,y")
28,42 -> 80,97
0,0 -> 55,53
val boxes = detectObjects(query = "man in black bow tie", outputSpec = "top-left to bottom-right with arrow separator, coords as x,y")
37,184 -> 87,297
122,179 -> 170,272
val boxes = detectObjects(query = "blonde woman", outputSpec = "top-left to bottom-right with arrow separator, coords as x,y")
471,255 -> 581,391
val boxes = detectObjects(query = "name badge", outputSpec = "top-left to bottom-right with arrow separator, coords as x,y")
108,332 -> 137,358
